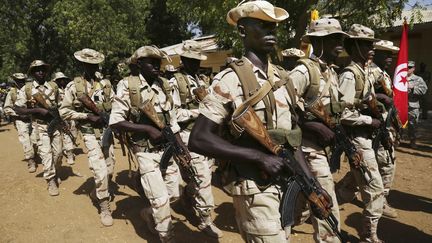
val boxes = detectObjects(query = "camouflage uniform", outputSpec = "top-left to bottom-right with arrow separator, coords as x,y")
407,70 -> 428,145
15,61 -> 63,196
109,46 -> 181,242
59,49 -> 115,226
169,40 -> 221,237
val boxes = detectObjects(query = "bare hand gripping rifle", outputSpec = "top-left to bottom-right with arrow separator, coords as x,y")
139,100 -> 202,186
32,92 -> 77,146
232,105 -> 346,243
306,100 -> 372,184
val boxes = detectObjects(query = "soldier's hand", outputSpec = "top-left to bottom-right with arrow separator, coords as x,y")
32,107 -> 49,116
370,118 -> 381,128
87,114 -> 103,124
148,127 -> 164,145
259,154 -> 284,177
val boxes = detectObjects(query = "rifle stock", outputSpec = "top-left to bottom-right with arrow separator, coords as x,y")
232,105 -> 346,242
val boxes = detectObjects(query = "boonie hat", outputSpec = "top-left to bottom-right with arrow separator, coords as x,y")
347,24 -> 378,42
131,46 -> 169,64
302,18 -> 349,43
175,40 -> 207,61
373,40 -> 399,53
52,72 -> 70,81
28,60 -> 50,73
227,0 -> 289,26
281,48 -> 305,58
11,73 -> 27,81
74,48 -> 105,64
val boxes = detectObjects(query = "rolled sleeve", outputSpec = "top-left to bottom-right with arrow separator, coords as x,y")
339,71 -> 356,105
289,65 -> 310,97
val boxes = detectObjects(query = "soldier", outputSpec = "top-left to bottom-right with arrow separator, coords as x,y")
407,61 -> 428,148
109,46 -> 182,242
281,48 -> 305,71
164,64 -> 177,80
371,40 -> 400,218
4,73 -> 36,172
339,24 -> 385,243
59,49 -> 115,226
189,1 -> 331,242
15,60 -> 63,196
52,72 -> 77,165
169,40 -> 223,238
288,18 -> 349,243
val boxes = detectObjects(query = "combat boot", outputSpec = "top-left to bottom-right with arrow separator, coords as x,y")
47,178 -> 59,196
360,221 -> 383,243
159,230 -> 175,243
139,207 -> 158,234
198,215 -> 223,238
27,159 -> 36,173
99,198 -> 113,226
383,200 -> 398,218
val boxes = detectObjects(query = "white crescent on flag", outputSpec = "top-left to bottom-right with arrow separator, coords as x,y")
393,63 -> 408,92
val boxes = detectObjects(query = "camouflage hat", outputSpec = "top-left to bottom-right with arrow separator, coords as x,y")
28,60 -> 50,73
11,73 -> 27,81
74,48 -> 105,64
131,46 -> 169,64
408,61 -> 415,68
227,0 -> 289,26
347,24 -> 378,42
281,48 -> 305,58
175,40 -> 207,61
373,40 -> 399,53
52,72 -> 70,81
165,64 -> 177,72
302,18 -> 349,43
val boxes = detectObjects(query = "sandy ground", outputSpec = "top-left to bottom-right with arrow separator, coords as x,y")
0,119 -> 431,243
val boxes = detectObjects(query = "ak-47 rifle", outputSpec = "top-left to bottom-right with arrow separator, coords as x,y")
232,105 -> 346,243
77,94 -> 125,157
366,94 -> 394,163
306,100 -> 372,184
139,100 -> 202,186
32,92 -> 77,146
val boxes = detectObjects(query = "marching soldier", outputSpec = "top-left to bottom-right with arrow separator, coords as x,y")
189,1 -> 332,242
109,46 -> 182,242
407,61 -> 428,148
288,18 -> 349,243
15,60 -> 63,196
169,40 -> 223,238
53,72 -> 77,165
4,73 -> 36,172
59,49 -> 115,226
339,24 -> 385,243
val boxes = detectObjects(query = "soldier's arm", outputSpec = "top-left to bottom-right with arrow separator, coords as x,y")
3,90 -> 17,116
59,83 -> 90,121
169,77 -> 199,123
13,87 -> 47,116
289,64 -> 310,97
413,76 -> 428,95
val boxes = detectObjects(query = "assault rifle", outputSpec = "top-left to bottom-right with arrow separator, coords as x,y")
139,100 -> 201,186
78,94 -> 123,157
32,92 -> 77,146
305,100 -> 372,184
232,105 -> 346,243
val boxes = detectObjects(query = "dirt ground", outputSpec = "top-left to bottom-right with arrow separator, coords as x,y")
0,119 -> 431,243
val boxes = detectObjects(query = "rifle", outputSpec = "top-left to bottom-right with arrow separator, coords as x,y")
232,105 -> 346,243
306,100 -> 372,184
32,92 -> 77,146
139,100 -> 202,186
77,94 -> 120,158
366,94 -> 394,162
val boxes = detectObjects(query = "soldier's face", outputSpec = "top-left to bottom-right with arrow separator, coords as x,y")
321,34 -> 345,60
374,50 -> 393,70
181,57 -> 200,74
408,67 -> 415,76
239,18 -> 277,54
137,57 -> 161,80
82,63 -> 99,77
357,40 -> 374,61
32,66 -> 47,81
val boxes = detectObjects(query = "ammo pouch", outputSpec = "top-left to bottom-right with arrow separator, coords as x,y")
267,127 -> 302,149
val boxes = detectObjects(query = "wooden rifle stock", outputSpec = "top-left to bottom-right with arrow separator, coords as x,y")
139,100 -> 166,130
32,92 -> 51,109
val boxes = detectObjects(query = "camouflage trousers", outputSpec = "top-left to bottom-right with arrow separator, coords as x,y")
229,181 -> 287,243
63,121 -> 77,158
36,123 -> 63,180
351,135 -> 384,238
408,107 -> 420,143
135,150 -> 179,238
82,133 -> 115,200
180,130 -> 215,219
15,120 -> 35,160
286,141 -> 341,243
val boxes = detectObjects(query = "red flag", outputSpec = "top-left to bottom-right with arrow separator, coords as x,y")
393,21 -> 409,126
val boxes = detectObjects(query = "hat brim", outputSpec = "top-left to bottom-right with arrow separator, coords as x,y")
302,30 -> 350,43
374,45 -> 400,53
227,6 -> 289,25
176,49 -> 207,61
27,64 -> 50,74
347,36 -> 379,42
74,52 -> 104,64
